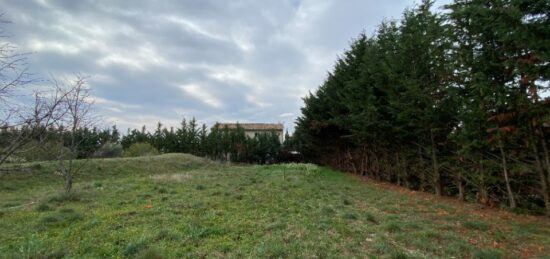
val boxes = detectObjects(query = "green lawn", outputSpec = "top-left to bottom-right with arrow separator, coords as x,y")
1,154 -> 549,258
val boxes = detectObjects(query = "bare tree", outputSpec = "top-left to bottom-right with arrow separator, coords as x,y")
0,15 -> 68,167
55,76 -> 94,193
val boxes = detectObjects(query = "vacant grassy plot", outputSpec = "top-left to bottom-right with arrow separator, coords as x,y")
1,154 -> 549,258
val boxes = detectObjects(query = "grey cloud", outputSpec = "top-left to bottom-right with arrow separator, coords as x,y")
2,0 -> 451,132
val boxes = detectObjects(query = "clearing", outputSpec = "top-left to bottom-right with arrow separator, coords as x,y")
1,154 -> 549,258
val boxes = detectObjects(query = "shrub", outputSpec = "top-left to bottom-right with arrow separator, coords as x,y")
124,143 -> 159,157
93,142 -> 123,158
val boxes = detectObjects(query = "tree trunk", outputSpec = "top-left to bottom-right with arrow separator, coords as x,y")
65,173 -> 73,193
396,152 -> 401,186
347,149 -> 357,175
430,130 -> 442,196
58,158 -> 73,193
531,137 -> 550,216
538,124 -> 550,196
400,152 -> 409,188
457,170 -> 465,201
418,146 -> 425,192
498,139 -> 516,209
375,154 -> 381,181
361,144 -> 367,176
478,159 -> 489,205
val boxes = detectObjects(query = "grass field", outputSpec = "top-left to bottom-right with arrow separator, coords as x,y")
1,154 -> 549,258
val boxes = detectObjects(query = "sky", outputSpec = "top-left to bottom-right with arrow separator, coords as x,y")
2,0 -> 452,133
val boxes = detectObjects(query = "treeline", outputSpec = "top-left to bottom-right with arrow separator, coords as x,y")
121,119 -> 283,163
2,118 -> 285,164
293,0 -> 550,214
0,125 -> 122,162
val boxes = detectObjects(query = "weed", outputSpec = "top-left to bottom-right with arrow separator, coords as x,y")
38,210 -> 83,227
343,212 -> 358,220
58,208 -> 75,213
138,193 -> 153,199
321,207 -> 335,215
266,221 -> 287,231
36,203 -> 51,212
390,250 -> 409,259
124,238 -> 148,257
473,249 -> 502,259
48,192 -> 81,204
137,248 -> 165,259
383,222 -> 402,233
366,212 -> 377,223
463,220 -> 489,231
256,240 -> 288,258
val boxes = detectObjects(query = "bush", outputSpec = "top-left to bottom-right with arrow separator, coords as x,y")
124,143 -> 159,157
93,142 -> 123,158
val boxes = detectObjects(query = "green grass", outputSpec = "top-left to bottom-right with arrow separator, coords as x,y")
1,154 -> 549,258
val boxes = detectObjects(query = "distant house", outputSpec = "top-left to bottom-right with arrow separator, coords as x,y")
215,123 -> 284,143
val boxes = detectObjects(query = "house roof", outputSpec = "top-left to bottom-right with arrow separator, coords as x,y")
215,123 -> 283,131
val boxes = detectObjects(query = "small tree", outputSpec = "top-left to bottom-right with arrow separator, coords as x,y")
55,76 -> 94,193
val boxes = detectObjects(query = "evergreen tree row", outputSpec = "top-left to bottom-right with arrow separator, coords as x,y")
293,0 -> 550,215
2,119 -> 285,164
120,119 -> 283,163
0,125 -> 121,161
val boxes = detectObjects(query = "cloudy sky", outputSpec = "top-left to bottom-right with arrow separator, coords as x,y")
2,0 -> 451,132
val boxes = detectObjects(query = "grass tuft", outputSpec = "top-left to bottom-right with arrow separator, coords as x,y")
36,203 -> 52,212
383,222 -> 402,233
463,220 -> 489,231
155,229 -> 180,241
473,249 -> 502,259
343,212 -> 358,220
137,248 -> 164,259
266,221 -> 287,231
38,209 -> 82,227
366,212 -> 377,223
48,192 -> 81,204
124,238 -> 148,257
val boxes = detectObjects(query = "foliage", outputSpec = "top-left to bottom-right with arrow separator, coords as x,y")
120,120 -> 283,164
123,143 -> 159,157
294,0 -> 550,214
92,142 -> 123,158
